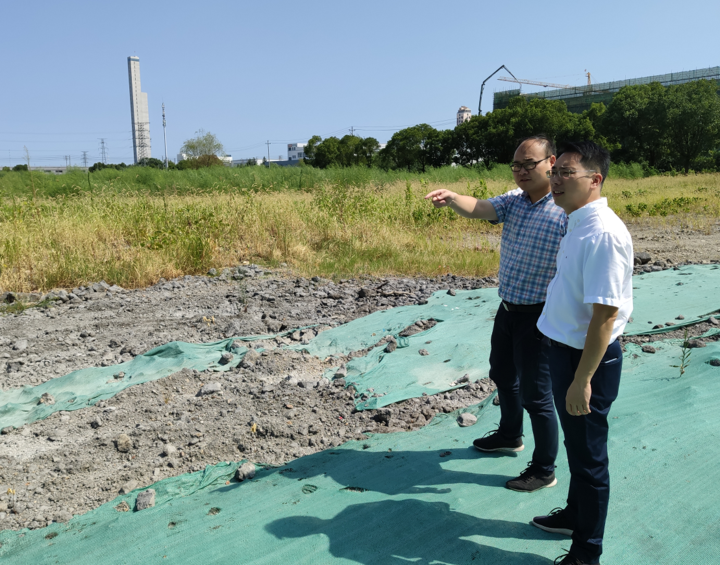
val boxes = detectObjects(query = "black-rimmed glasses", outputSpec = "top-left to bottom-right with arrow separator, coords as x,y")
509,157 -> 550,172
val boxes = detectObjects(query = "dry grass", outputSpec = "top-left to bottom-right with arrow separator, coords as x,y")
2,173 -> 718,292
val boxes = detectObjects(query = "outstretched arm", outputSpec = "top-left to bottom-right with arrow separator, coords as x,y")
424,189 -> 498,221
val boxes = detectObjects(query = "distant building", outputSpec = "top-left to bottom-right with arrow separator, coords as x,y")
232,158 -> 261,166
177,153 -> 233,166
493,66 -> 720,114
457,106 -> 472,125
288,143 -> 306,161
127,56 -> 151,164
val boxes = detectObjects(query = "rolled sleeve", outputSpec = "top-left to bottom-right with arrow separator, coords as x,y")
582,233 -> 633,306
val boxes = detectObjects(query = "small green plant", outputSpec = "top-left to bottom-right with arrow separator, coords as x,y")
671,329 -> 692,376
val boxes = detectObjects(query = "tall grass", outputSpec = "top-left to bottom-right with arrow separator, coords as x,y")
1,170 -> 719,292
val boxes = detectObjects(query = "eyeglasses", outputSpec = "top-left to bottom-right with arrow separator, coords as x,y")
509,157 -> 550,172
546,169 -> 596,179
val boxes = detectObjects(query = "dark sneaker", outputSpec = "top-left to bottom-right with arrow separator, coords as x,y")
553,552 -> 596,564
532,507 -> 574,536
506,463 -> 557,493
473,429 -> 524,453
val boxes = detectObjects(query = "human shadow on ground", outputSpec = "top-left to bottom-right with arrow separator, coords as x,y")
266,498 -> 554,565
262,445 -> 516,496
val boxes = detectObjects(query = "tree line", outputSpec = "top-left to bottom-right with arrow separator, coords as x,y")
304,79 -> 720,174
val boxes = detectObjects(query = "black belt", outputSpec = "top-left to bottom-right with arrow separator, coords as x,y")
502,301 -> 545,313
549,338 -> 573,349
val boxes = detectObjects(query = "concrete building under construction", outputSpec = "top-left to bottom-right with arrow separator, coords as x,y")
493,66 -> 720,114
127,56 -> 151,163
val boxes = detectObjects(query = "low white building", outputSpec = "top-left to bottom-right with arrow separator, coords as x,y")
177,153 -> 232,166
287,143 -> 306,161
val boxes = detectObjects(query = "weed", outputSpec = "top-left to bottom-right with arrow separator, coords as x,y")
671,329 -> 692,376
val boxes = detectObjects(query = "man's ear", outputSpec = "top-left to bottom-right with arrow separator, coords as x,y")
549,155 -> 556,166
591,172 -> 603,191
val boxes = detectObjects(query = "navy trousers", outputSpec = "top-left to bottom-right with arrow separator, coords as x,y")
488,305 -> 558,474
548,339 -> 622,564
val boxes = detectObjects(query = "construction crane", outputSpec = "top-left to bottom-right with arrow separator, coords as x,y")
498,77 -> 572,89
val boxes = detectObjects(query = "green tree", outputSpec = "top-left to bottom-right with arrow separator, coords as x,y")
602,82 -> 668,168
664,80 -> 720,172
303,135 -> 322,164
380,124 -> 450,172
137,157 -> 166,169
313,136 -> 341,168
180,129 -> 226,159
12,164 -> 28,171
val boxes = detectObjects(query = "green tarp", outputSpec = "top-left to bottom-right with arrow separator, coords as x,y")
0,338 -> 251,430
2,338 -> 719,564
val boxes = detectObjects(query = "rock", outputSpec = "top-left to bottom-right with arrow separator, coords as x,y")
652,324 -> 664,329
290,331 -> 302,342
116,433 -> 132,452
39,393 -> 55,405
119,480 -> 139,494
135,489 -> 156,511
12,339 -> 28,351
115,501 -> 130,512
208,268 -> 217,276
334,365 -> 347,378
219,352 -> 234,365
492,395 -> 500,406
709,359 -> 720,367
113,372 -> 125,379
676,315 -> 685,320
235,462 -> 256,482
385,341 -> 397,353
457,413 -> 477,427
54,510 -> 73,523
108,339 -> 122,348
635,252 -> 652,265
241,349 -> 260,368
418,349 -> 429,356
685,340 -> 706,348
90,416 -> 103,429
162,444 -> 177,457
641,345 -> 656,354
447,289 -> 457,296
198,382 -> 222,396
1,426 -> 13,435
708,316 -> 720,326
333,378 -> 346,388
358,288 -> 376,298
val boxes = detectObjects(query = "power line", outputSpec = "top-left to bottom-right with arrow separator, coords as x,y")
82,151 -> 89,167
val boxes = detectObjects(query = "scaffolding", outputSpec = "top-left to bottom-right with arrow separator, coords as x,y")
493,66 -> 720,113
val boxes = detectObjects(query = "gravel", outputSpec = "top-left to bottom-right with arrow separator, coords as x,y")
0,268 -> 499,531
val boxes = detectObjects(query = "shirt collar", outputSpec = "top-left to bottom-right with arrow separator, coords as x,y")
520,189 -> 553,207
568,197 -> 607,231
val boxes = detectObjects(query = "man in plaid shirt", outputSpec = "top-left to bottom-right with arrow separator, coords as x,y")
425,135 -> 567,492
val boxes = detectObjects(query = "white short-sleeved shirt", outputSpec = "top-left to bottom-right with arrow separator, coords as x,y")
537,198 -> 633,349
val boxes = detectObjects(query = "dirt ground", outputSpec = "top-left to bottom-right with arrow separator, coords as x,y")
1,224 -> 719,532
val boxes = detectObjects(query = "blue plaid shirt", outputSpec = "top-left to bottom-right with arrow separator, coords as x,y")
488,188 -> 567,305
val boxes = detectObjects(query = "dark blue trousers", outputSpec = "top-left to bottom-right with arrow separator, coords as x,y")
548,339 -> 622,564
488,305 -> 558,474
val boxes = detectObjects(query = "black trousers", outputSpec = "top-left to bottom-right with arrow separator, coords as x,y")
548,339 -> 622,564
488,305 -> 558,474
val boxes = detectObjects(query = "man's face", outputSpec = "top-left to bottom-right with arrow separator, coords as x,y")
549,152 -> 602,214
511,141 -> 554,195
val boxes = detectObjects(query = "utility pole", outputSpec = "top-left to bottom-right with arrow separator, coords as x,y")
266,140 -> 271,166
82,151 -> 89,168
350,126 -> 355,136
162,103 -> 168,169
99,139 -> 107,164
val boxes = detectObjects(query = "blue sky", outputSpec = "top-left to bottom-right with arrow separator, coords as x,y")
1,0 -> 718,166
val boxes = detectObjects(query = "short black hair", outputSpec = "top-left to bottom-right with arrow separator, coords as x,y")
558,141 -> 611,186
517,134 -> 556,158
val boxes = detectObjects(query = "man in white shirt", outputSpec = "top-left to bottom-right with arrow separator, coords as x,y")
533,141 -> 633,565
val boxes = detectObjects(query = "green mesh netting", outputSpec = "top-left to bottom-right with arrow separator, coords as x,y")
2,338 -> 719,564
0,338 -> 254,430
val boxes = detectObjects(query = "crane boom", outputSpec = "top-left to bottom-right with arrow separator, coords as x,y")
498,76 -> 572,89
